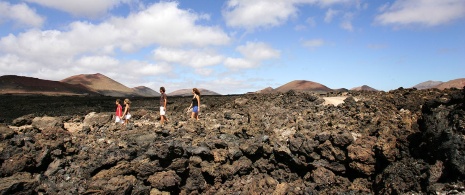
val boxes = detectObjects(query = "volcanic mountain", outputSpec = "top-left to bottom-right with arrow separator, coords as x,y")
274,80 -> 333,93
61,73 -> 139,97
0,75 -> 99,96
133,86 -> 160,97
255,87 -> 274,94
413,80 -> 443,90
350,85 -> 378,91
168,88 -> 221,96
435,78 -> 465,90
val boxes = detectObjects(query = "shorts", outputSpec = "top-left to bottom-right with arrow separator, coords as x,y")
160,107 -> 166,115
115,116 -> 122,123
125,114 -> 131,120
192,106 -> 199,113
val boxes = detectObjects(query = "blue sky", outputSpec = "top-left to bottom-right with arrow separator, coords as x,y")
0,0 -> 464,94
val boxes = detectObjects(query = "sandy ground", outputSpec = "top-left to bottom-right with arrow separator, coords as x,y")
322,96 -> 357,106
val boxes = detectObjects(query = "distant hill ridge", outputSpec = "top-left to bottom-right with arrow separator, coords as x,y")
61,73 -> 137,97
435,78 -> 465,90
168,88 -> 221,96
133,86 -> 161,97
413,80 -> 443,90
255,80 -> 333,94
0,75 -> 99,96
350,85 -> 378,91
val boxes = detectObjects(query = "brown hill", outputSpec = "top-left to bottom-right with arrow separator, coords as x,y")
413,80 -> 443,90
168,88 -> 221,96
133,86 -> 160,97
61,73 -> 137,97
0,75 -> 99,96
274,80 -> 333,93
255,87 -> 274,94
435,78 -> 465,90
350,85 -> 378,91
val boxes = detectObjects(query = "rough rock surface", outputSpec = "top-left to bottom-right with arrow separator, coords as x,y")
0,87 -> 464,194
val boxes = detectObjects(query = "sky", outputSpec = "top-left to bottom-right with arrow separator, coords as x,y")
0,0 -> 464,95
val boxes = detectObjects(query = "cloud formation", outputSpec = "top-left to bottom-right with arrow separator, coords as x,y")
24,0 -> 126,18
0,2 -> 44,27
0,1 -> 230,82
376,0 -> 465,26
154,47 -> 225,68
225,42 -> 280,69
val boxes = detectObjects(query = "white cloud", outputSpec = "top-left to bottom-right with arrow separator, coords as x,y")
303,39 -> 325,49
237,42 -> 280,61
375,0 -> 465,26
0,2 -> 45,28
224,42 -> 280,70
24,0 -> 127,18
224,57 -> 257,69
199,77 -> 257,95
76,55 -> 119,70
153,47 -> 224,68
223,0 -> 298,30
195,68 -> 214,76
324,8 -> 339,23
223,0 -> 365,31
110,2 -> 230,48
0,54 -> 40,75
340,12 -> 354,31
0,1 -> 230,83
132,62 -> 171,76
316,0 -> 353,7
306,17 -> 317,27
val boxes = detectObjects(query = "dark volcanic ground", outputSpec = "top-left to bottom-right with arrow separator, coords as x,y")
0,88 -> 464,194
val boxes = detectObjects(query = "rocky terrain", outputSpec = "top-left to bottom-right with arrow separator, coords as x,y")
1,87 -> 464,194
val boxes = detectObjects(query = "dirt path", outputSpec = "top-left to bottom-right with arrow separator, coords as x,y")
322,96 -> 358,106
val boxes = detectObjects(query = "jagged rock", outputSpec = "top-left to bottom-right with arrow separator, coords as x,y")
83,112 -> 111,128
32,116 -> 63,131
148,170 -> 181,190
0,172 -> 38,194
0,125 -> 14,141
11,114 -> 34,127
375,158 -> 428,194
347,136 -> 376,175
89,175 -> 139,194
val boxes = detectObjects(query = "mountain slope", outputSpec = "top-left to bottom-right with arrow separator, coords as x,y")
61,73 -> 137,97
413,80 -> 443,90
435,78 -> 465,90
133,86 -> 160,97
350,85 -> 378,91
274,80 -> 333,93
0,75 -> 99,96
168,88 -> 221,96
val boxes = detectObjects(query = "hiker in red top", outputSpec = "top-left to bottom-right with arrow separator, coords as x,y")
115,99 -> 123,124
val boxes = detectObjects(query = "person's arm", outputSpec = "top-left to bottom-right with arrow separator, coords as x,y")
122,106 -> 128,116
163,96 -> 167,110
196,95 -> 200,112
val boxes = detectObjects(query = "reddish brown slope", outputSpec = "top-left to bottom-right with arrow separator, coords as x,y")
61,73 -> 137,97
168,88 -> 221,96
350,85 -> 378,91
435,78 -> 465,90
133,86 -> 160,97
274,80 -> 333,93
0,75 -> 98,95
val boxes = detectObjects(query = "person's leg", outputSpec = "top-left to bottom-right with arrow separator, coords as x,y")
160,107 -> 165,125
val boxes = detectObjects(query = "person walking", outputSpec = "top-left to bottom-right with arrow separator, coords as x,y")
188,88 -> 201,120
160,87 -> 169,126
115,99 -> 123,124
122,98 -> 131,126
